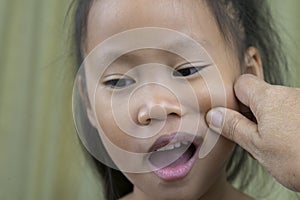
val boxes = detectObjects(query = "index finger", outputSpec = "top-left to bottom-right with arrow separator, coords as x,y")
234,74 -> 270,118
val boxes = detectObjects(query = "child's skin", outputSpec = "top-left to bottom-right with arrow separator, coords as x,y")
84,0 -> 263,199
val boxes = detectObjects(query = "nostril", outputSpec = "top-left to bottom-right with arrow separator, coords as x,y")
169,112 -> 179,117
145,118 -> 151,125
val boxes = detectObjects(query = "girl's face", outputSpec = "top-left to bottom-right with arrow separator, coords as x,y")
83,0 -> 255,199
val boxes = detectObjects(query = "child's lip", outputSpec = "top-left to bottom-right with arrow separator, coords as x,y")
148,132 -> 202,153
147,133 -> 202,181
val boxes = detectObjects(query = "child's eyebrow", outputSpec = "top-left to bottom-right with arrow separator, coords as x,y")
102,37 -> 210,60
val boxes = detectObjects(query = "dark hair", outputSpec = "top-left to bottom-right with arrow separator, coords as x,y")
70,0 -> 288,199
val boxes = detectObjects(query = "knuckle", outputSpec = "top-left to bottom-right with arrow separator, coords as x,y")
228,115 -> 243,141
251,85 -> 273,118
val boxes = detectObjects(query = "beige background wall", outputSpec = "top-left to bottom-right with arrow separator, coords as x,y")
0,1 -> 299,200
271,0 -> 300,86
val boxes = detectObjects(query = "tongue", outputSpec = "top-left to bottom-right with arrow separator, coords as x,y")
149,145 -> 194,169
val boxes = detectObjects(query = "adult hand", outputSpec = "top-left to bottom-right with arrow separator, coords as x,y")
206,74 -> 300,191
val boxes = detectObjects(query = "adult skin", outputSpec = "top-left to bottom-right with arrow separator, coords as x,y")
207,74 -> 300,192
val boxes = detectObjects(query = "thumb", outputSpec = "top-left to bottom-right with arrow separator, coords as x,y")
206,107 -> 259,154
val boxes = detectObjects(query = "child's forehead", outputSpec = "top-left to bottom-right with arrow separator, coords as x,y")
90,0 -> 204,15
86,0 -> 219,50
88,0 -> 210,25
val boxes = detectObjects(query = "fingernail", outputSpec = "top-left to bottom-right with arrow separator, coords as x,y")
207,109 -> 224,132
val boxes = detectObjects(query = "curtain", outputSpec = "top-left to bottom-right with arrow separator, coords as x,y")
0,0 -> 103,200
271,0 -> 300,86
0,1 -> 299,200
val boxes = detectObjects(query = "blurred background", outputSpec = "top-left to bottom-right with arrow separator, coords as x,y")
0,0 -> 299,200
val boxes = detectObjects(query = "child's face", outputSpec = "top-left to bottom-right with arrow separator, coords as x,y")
85,0 -> 243,199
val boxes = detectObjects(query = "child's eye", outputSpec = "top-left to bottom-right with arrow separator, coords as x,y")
103,78 -> 135,88
173,65 -> 208,77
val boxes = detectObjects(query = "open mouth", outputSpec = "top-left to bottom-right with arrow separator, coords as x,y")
148,133 -> 201,181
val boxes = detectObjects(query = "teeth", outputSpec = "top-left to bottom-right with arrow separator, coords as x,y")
182,141 -> 188,145
165,144 -> 175,150
156,141 -> 191,152
174,142 -> 181,148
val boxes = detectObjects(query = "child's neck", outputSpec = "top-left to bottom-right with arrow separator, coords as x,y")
120,172 -> 253,200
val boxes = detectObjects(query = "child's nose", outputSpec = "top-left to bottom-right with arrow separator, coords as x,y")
137,96 -> 182,126
137,103 -> 182,125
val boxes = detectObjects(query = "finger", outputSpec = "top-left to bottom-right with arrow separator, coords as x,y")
206,107 -> 259,154
234,74 -> 270,116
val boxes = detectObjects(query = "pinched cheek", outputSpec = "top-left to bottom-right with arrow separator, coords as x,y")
195,86 -> 212,112
224,85 -> 240,110
190,79 -> 213,112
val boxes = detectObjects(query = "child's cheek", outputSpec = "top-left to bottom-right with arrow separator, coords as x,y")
94,90 -> 138,152
225,83 -> 240,111
190,70 -> 239,113
189,78 -> 212,113
191,74 -> 240,115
